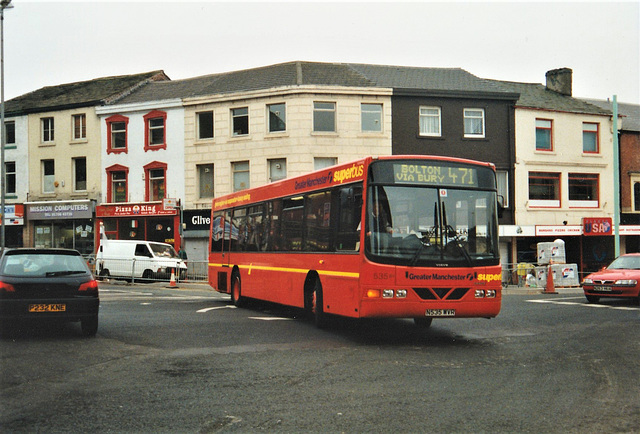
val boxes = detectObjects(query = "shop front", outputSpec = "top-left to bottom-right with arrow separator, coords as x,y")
25,200 -> 96,255
3,204 -> 25,247
95,202 -> 181,250
182,209 -> 212,262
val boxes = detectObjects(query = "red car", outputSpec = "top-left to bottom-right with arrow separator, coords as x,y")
581,253 -> 640,304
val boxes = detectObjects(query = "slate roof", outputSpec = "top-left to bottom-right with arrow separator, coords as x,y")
3,70 -> 169,116
490,80 -> 611,116
583,99 -> 640,132
113,61 -> 519,105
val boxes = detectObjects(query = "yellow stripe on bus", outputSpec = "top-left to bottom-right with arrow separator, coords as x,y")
208,263 -> 359,279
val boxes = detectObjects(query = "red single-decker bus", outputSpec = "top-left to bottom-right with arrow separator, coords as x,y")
208,156 -> 501,327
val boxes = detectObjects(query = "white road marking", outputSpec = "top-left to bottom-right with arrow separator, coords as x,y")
197,306 -> 237,313
526,297 -> 640,311
248,317 -> 294,321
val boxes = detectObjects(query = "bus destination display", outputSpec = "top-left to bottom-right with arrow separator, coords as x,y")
393,163 -> 477,187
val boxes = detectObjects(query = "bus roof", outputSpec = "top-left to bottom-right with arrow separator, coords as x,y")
212,155 -> 495,211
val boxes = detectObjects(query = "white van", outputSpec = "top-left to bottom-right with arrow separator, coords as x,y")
96,240 -> 187,281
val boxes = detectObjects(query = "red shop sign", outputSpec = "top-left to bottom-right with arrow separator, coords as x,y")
582,217 -> 612,236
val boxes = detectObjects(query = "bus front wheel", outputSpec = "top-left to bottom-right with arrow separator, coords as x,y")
231,274 -> 246,307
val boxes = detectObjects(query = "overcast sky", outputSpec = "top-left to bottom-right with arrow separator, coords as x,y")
4,1 -> 639,104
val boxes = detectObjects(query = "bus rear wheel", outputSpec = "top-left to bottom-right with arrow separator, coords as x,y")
231,274 -> 245,307
310,280 -> 326,328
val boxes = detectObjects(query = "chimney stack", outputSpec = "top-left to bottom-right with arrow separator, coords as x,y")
545,68 -> 572,96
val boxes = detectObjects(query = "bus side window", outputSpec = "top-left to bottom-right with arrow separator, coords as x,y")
336,184 -> 363,251
304,191 -> 332,252
246,204 -> 264,251
264,199 -> 282,251
211,211 -> 224,252
232,208 -> 247,252
282,197 -> 304,251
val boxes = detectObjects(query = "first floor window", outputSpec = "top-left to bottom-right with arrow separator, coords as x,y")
314,157 -> 337,170
528,172 -> 560,207
73,157 -> 87,191
268,158 -> 286,182
148,168 -> 165,201
568,173 -> 599,207
232,107 -> 249,136
197,164 -> 214,199
419,106 -> 441,136
41,117 -> 54,143
496,170 -> 509,208
313,102 -> 336,132
42,160 -> 55,193
268,103 -> 286,132
583,122 -> 599,153
5,161 -> 15,195
232,161 -> 250,192
464,108 -> 485,138
197,111 -> 214,140
111,171 -> 127,202
73,114 -> 86,140
361,103 -> 382,132
106,115 -> 128,153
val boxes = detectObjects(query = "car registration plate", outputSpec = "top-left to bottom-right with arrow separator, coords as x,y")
29,304 -> 66,313
594,286 -> 613,292
425,309 -> 455,317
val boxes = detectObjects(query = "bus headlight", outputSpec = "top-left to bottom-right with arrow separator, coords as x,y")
485,290 -> 496,298
475,289 -> 485,298
396,289 -> 407,298
382,289 -> 394,299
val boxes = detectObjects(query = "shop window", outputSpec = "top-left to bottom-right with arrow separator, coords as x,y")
106,164 -> 129,203
634,180 -> 640,212
106,115 -> 128,154
144,161 -> 167,201
144,110 -> 167,151
528,172 -> 560,208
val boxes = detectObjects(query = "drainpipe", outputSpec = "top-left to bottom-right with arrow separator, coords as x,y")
612,95 -> 620,257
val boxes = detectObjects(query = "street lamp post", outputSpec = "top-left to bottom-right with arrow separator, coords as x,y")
0,0 -> 11,250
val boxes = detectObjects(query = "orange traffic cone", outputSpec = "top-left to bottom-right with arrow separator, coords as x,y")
544,265 -> 558,294
169,269 -> 177,287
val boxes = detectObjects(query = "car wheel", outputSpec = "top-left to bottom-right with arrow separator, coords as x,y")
142,269 -> 155,282
414,317 -> 433,328
81,315 -> 99,337
98,269 -> 110,281
231,274 -> 245,307
585,295 -> 600,304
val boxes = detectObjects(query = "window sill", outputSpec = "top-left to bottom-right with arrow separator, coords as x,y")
39,142 -> 56,147
265,132 -> 289,139
70,139 -> 88,145
194,139 -> 215,146
229,135 -> 252,141
311,131 -> 338,136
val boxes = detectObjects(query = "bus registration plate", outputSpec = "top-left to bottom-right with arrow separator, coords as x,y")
425,309 -> 455,317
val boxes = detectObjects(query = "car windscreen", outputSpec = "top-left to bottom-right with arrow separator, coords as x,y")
149,244 -> 179,259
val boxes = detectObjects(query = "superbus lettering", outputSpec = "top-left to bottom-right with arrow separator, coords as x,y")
476,273 -> 501,283
333,164 -> 364,184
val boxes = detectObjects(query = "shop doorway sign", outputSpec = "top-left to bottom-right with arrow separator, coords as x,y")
582,217 -> 612,236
